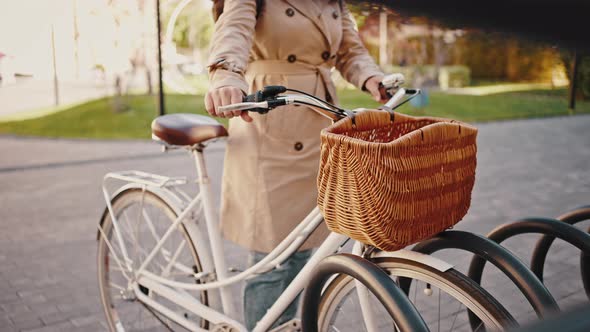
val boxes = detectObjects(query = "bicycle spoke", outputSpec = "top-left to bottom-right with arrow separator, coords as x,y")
143,208 -> 163,244
413,280 -> 419,308
162,240 -> 187,277
355,293 -> 368,332
133,208 -> 143,269
141,303 -> 175,332
474,320 -> 485,332
110,292 -> 125,301
109,265 -> 128,273
111,230 -> 134,267
125,207 -> 175,275
109,282 -> 126,292
330,300 -> 345,327
140,207 -> 182,275
330,297 -> 348,330
127,206 -> 165,271
438,287 -> 441,332
136,189 -> 146,245
122,210 -> 140,267
447,301 -> 463,332
98,225 -> 131,281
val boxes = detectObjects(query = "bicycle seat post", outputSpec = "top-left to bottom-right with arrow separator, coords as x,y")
190,144 -> 237,319
191,144 -> 208,184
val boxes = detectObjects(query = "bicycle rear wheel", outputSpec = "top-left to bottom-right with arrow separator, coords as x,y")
318,257 -> 517,332
97,188 -> 207,331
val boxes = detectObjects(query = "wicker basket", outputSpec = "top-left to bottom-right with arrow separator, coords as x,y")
317,110 -> 478,251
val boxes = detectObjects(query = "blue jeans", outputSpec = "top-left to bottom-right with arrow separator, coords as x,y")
244,250 -> 312,331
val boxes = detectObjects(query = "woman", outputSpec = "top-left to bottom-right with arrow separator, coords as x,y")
205,0 -> 385,329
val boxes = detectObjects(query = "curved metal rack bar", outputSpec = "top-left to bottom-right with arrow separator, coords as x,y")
411,230 -> 558,331
301,253 -> 428,332
529,206 -> 590,298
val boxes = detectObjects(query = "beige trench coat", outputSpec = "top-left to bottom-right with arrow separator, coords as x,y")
208,0 -> 383,252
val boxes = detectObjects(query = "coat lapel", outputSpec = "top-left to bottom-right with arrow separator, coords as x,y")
283,0 -> 331,47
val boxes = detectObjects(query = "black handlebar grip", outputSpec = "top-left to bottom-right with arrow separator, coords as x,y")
243,93 -> 257,102
261,85 -> 287,97
242,85 -> 287,102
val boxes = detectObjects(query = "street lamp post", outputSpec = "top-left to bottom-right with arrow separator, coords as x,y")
50,24 -> 60,107
568,50 -> 580,111
156,0 -> 165,116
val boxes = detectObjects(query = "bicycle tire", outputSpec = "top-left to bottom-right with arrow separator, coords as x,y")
97,188 -> 208,331
317,257 -> 517,332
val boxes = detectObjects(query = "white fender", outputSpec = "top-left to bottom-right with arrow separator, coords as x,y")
370,249 -> 454,273
351,242 -> 453,272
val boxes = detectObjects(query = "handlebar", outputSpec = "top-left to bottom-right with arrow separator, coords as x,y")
217,74 -> 420,121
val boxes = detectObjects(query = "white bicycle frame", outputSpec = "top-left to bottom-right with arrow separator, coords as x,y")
98,84 -> 453,332
99,148 -> 354,331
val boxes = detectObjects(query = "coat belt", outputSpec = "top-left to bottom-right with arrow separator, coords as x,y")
245,60 -> 337,103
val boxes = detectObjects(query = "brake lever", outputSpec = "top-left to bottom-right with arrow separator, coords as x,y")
218,101 -> 269,115
378,83 -> 393,99
379,73 -> 406,98
217,97 -> 289,116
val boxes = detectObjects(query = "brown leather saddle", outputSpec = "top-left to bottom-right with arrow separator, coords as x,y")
151,113 -> 228,146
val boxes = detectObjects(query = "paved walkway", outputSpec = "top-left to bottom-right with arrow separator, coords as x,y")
0,115 -> 589,331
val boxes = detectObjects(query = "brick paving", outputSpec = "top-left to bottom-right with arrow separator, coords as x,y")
0,115 -> 589,331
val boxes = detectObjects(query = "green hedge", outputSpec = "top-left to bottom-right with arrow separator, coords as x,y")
438,66 -> 471,90
382,65 -> 471,89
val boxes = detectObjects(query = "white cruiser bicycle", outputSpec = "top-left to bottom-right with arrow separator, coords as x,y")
97,75 -> 516,332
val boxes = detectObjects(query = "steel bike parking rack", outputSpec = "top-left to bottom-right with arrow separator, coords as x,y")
467,217 -> 590,329
471,217 -> 590,295
410,230 -> 559,331
529,206 -> 590,298
301,254 -> 429,332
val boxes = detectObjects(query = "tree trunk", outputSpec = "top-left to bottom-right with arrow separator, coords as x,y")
146,68 -> 153,95
112,75 -> 128,113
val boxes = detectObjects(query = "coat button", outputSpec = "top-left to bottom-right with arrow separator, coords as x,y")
321,51 -> 330,61
332,10 -> 339,19
287,54 -> 297,63
294,142 -> 303,151
286,8 -> 295,17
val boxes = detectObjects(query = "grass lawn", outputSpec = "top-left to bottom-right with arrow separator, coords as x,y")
0,88 -> 589,139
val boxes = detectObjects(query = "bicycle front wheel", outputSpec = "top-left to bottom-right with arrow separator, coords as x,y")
318,257 -> 516,332
97,188 -> 208,331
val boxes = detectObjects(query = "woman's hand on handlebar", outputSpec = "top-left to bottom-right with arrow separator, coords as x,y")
205,86 -> 253,123
364,75 -> 389,103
